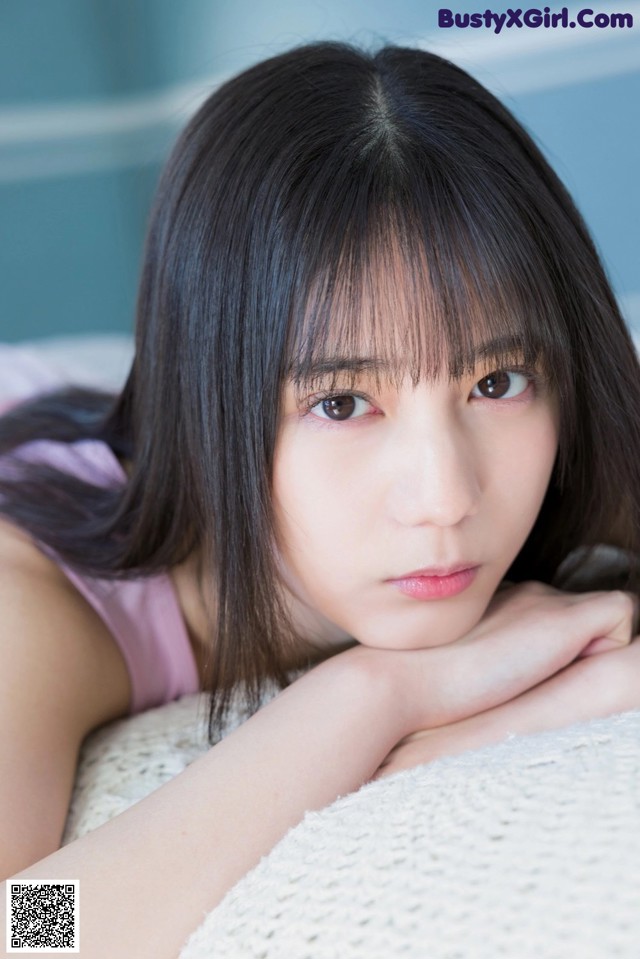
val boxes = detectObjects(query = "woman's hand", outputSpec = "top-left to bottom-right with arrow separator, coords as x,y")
371,579 -> 640,781
372,633 -> 640,780
390,580 -> 638,735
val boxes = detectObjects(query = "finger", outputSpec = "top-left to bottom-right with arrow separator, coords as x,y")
438,589 -> 636,725
578,593 -> 639,657
579,635 -> 627,658
630,592 -> 640,635
569,589 -> 636,650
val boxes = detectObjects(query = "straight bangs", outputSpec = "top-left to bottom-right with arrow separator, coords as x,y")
283,146 -> 575,479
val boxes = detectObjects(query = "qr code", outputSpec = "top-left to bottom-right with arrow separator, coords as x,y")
6,881 -> 79,953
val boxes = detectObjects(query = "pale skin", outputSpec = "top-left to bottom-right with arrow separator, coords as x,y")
0,344 -> 639,958
274,340 -> 562,654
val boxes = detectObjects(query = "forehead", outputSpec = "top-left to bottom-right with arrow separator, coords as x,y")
286,230 -> 543,389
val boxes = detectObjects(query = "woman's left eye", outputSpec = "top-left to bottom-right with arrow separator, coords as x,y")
308,394 -> 372,421
470,369 -> 532,401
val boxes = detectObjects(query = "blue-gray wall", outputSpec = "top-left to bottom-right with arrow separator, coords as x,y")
1,0 -> 638,341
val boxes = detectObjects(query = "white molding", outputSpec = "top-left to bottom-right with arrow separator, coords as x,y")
0,79 -> 219,181
419,2 -> 640,96
0,5 -> 637,180
420,1 -> 640,61
0,79 -> 214,146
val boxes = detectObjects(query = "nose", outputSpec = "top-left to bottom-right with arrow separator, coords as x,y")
385,413 -> 481,528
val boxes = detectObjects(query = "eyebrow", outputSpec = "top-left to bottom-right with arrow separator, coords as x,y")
287,334 -> 535,381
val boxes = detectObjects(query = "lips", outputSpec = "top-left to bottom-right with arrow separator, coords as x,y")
387,565 -> 479,600
390,562 -> 477,579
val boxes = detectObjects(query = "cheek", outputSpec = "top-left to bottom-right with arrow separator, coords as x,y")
526,411 -> 560,486
273,430 -> 359,555
493,410 -> 559,526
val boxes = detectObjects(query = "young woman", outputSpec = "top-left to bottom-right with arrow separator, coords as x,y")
1,40 -> 639,959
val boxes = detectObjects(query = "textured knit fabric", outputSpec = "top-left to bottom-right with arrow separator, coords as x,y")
62,692 -> 640,959
0,342 -> 199,714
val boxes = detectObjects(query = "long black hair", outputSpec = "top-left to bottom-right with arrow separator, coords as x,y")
2,40 -> 639,739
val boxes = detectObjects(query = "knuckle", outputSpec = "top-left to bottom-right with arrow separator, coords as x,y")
578,588 -> 634,612
610,589 -> 636,618
518,580 -> 550,596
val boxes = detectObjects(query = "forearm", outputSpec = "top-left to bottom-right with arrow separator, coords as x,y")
1,646 -> 406,959
377,641 -> 640,777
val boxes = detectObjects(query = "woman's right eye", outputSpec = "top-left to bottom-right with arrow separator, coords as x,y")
308,394 -> 373,422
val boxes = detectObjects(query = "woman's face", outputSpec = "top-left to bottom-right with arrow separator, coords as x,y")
273,324 -> 561,655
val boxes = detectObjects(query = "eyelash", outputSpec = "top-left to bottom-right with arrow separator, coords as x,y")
300,365 -> 544,424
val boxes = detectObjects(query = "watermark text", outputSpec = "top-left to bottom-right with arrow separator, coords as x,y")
438,7 -> 634,33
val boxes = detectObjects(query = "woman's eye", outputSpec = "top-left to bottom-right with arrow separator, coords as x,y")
309,394 -> 372,421
471,370 -> 531,400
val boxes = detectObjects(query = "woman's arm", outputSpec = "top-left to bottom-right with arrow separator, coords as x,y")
0,523 -> 131,881
374,598 -> 640,780
1,581 -> 634,959
0,649 -> 410,959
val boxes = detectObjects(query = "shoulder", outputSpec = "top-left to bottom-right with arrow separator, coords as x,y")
0,516 -> 131,733
0,516 -> 133,874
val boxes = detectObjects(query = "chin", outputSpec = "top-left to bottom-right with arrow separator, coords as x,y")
350,596 -> 490,651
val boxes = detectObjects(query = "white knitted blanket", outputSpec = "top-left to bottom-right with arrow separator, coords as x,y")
62,694 -> 640,959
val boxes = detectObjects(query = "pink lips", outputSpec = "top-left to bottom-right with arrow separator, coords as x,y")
388,565 -> 479,600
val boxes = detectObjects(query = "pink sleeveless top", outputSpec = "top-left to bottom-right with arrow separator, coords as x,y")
0,343 -> 200,715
